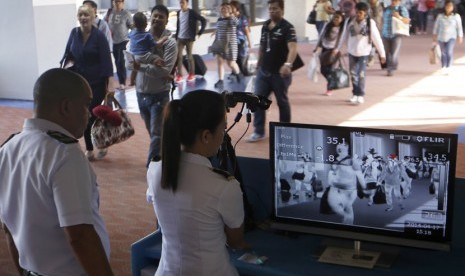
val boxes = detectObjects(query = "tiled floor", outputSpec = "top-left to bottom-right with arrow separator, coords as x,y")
1,34 -> 465,275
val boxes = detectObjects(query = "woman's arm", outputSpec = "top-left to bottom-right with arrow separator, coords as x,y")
225,224 -> 249,250
457,14 -> 463,43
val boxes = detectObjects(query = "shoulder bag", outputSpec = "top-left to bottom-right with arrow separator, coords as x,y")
327,57 -> 350,90
307,8 -> 317,25
392,15 -> 410,37
291,54 -> 305,72
91,94 -> 135,149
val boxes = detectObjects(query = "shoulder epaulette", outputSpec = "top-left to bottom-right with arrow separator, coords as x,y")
47,131 -> 78,144
211,168 -> 236,181
1,132 -> 20,148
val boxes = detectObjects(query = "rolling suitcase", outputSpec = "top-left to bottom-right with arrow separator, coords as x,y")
182,54 -> 207,76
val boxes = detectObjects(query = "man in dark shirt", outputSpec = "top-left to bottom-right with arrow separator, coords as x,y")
247,0 -> 298,142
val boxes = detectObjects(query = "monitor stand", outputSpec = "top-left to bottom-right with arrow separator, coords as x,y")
315,240 -> 398,269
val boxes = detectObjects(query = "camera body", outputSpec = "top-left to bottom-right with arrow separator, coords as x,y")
223,91 -> 271,112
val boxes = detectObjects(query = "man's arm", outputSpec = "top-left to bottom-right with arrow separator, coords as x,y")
64,224 -> 113,276
279,41 -> 298,77
2,223 -> 22,274
142,38 -> 178,77
99,20 -> 114,52
194,10 -> 207,36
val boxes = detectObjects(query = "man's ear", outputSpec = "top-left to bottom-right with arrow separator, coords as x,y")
59,98 -> 73,117
200,129 -> 211,144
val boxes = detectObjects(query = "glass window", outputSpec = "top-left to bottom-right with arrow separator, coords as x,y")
198,0 -> 224,29
254,0 -> 268,23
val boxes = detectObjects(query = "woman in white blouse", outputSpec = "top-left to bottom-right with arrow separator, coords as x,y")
432,0 -> 463,74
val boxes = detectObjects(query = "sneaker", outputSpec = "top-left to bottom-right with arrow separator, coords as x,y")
187,74 -> 196,82
230,73 -> 241,82
96,148 -> 108,159
325,90 -> 333,96
357,96 -> 365,104
85,151 -> 95,161
385,206 -> 393,212
349,95 -> 358,103
387,70 -> 393,77
174,74 -> 183,83
214,80 -> 224,88
246,133 -> 266,143
441,67 -> 449,75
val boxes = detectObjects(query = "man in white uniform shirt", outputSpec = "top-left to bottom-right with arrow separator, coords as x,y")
0,69 -> 113,276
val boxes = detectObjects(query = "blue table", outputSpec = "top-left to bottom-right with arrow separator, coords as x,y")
131,158 -> 465,275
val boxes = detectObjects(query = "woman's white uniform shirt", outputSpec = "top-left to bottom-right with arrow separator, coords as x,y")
147,152 -> 244,276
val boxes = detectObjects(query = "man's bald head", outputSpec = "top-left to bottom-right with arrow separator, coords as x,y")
33,68 -> 92,138
33,68 -> 89,113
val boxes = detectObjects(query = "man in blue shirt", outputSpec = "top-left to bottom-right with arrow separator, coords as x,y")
382,0 -> 410,76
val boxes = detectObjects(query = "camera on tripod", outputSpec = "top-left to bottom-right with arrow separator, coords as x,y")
223,91 -> 271,112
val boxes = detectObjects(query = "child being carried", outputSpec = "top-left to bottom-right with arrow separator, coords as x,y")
125,12 -> 167,86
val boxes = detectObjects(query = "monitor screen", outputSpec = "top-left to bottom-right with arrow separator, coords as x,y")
270,122 -> 457,251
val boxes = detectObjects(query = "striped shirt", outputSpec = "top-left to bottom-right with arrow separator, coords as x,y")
215,16 -> 239,60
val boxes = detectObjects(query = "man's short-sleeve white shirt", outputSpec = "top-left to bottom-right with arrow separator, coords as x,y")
0,118 -> 110,275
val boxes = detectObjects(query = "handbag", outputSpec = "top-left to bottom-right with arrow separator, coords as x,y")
320,187 -> 335,214
319,50 -> 341,66
327,58 -> 350,90
373,185 -> 387,204
429,44 -> 441,64
208,38 -> 229,55
392,16 -> 410,37
307,54 -> 320,82
429,183 -> 436,195
91,94 -> 135,149
307,9 -> 317,25
311,178 -> 324,193
291,54 -> 305,72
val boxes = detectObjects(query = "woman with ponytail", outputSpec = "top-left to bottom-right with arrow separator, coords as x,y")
146,90 -> 248,276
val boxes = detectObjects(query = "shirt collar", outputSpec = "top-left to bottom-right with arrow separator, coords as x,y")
181,151 -> 213,168
23,118 -> 76,138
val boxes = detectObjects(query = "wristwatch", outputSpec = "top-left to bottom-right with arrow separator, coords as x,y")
284,62 -> 292,69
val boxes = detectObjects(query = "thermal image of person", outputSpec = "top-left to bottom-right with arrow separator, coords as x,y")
400,155 -> 417,199
379,154 -> 404,211
431,165 -> 441,199
362,148 -> 383,206
327,143 -> 366,224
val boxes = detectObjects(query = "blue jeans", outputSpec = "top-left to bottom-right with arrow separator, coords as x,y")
439,39 -> 456,68
417,11 -> 428,32
382,36 -> 402,71
137,91 -> 170,167
113,41 -> 128,86
253,68 -> 292,136
348,55 -> 368,97
316,21 -> 326,35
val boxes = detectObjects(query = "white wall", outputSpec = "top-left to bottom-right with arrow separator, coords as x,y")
0,0 -> 76,100
0,0 -> 319,100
